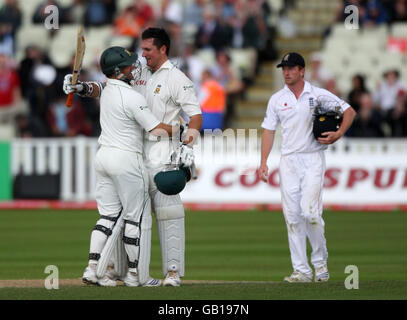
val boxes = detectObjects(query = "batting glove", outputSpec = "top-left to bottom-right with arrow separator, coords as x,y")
63,74 -> 84,95
179,143 -> 194,167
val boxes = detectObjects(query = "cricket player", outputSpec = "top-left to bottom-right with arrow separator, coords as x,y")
64,28 -> 202,286
259,52 -> 356,282
81,46 -> 177,287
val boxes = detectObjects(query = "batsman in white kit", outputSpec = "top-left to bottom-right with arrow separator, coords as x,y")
63,28 -> 202,287
259,52 -> 356,282
79,46 -> 178,287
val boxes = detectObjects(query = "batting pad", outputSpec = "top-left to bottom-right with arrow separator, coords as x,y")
89,218 -> 116,264
113,227 -> 127,279
156,208 -> 185,277
123,222 -> 141,273
138,212 -> 152,285
153,191 -> 185,277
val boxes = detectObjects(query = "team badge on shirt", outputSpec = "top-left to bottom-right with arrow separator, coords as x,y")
154,84 -> 161,94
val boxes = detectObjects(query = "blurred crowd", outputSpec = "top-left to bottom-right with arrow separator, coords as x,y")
336,0 -> 407,26
306,51 -> 407,138
0,0 -> 406,139
0,0 -> 280,138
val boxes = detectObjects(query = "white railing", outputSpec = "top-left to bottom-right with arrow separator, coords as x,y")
10,137 -> 407,201
11,137 -> 98,201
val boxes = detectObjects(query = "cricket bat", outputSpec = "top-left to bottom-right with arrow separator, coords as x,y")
66,26 -> 86,107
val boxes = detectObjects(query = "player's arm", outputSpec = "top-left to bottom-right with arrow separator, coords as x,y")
150,122 -> 178,137
172,72 -> 202,145
63,74 -> 104,98
183,114 -> 202,145
126,92 -> 178,138
318,106 -> 356,145
259,129 -> 275,182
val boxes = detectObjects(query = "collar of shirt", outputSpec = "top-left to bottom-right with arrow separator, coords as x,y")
106,78 -> 132,89
148,59 -> 173,74
283,80 -> 312,98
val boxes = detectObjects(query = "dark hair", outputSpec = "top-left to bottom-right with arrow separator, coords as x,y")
383,69 -> 400,79
353,74 -> 366,91
141,28 -> 171,56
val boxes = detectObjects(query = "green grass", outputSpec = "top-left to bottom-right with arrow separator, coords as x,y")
0,209 -> 406,300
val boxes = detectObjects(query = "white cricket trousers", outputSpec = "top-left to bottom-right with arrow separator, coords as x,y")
279,151 -> 328,277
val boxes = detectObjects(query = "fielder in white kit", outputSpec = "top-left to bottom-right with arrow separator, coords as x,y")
64,28 -> 202,286
259,52 -> 356,282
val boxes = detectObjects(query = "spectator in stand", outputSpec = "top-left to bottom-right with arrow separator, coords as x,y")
160,0 -> 183,26
47,94 -> 92,137
15,113 -> 48,137
0,24 -> 14,57
0,0 -> 22,37
349,92 -> 385,137
199,69 -> 226,131
184,0 -> 205,27
84,0 -> 108,26
388,89 -> 407,137
18,45 -> 43,99
0,53 -> 21,123
241,0 -> 267,49
305,52 -> 334,89
180,44 -> 206,90
210,50 -> 244,125
114,0 -> 155,38
64,0 -> 86,24
388,0 -> 407,23
325,78 -> 342,99
348,74 -> 370,113
363,0 -> 388,27
373,69 -> 406,125
104,0 -> 117,25
27,59 -> 58,136
158,0 -> 184,58
195,5 -> 234,51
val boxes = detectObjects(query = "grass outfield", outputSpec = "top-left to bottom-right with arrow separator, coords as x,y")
0,209 -> 406,300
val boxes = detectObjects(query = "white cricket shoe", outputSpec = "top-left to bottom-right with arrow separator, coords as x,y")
315,265 -> 329,282
123,271 -> 140,287
97,275 -> 117,287
82,264 -> 98,285
163,271 -> 181,287
284,270 -> 312,283
142,277 -> 163,287
123,271 -> 162,287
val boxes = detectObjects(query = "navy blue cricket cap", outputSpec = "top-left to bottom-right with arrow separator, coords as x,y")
277,52 -> 305,68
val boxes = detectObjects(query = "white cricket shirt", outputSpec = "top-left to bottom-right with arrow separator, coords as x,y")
261,81 -> 350,155
133,60 -> 202,126
98,78 -> 160,153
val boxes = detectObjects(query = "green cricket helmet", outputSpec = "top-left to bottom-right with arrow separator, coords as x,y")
154,166 -> 191,196
100,46 -> 139,76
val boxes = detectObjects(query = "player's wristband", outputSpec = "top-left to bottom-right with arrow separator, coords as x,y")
77,81 -> 103,97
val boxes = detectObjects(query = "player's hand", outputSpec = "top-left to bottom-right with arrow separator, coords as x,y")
179,143 -> 194,167
258,164 -> 269,182
63,74 -> 84,95
317,131 -> 341,145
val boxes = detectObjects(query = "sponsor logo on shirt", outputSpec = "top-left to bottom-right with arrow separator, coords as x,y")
183,85 -> 194,91
134,80 -> 146,86
282,102 -> 292,111
154,84 -> 161,94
